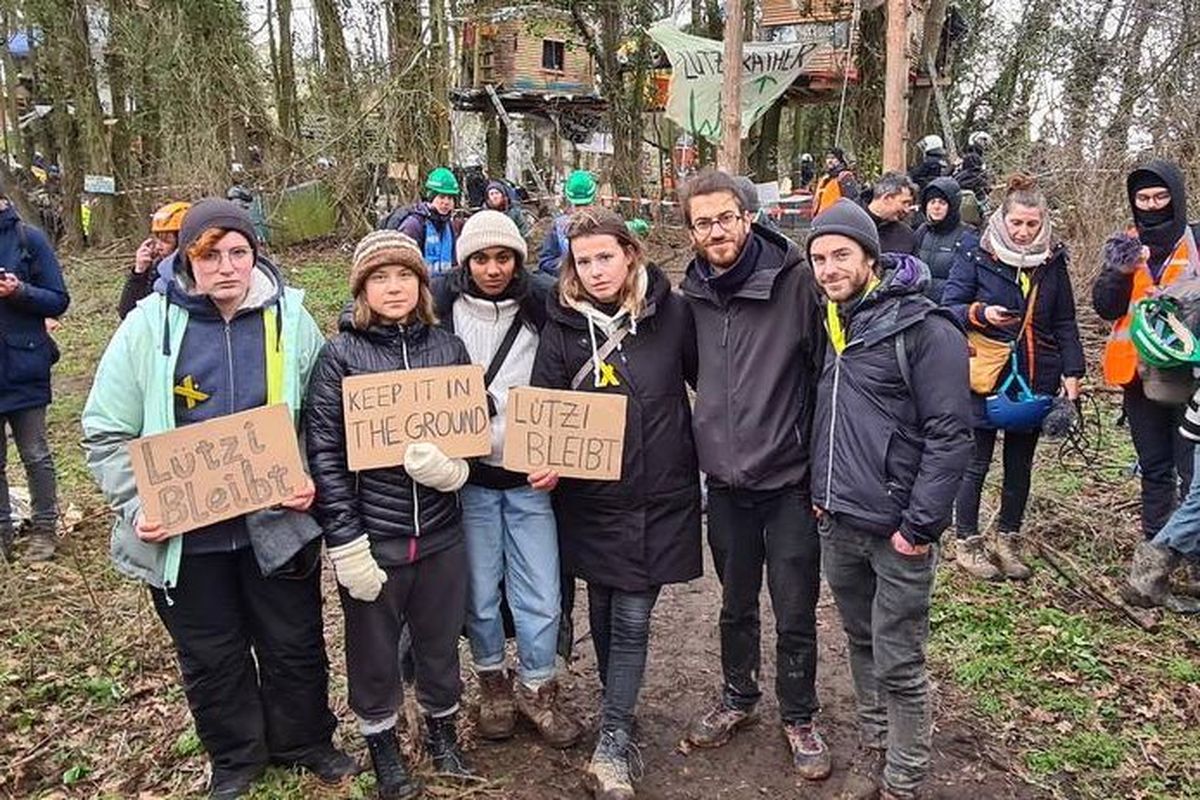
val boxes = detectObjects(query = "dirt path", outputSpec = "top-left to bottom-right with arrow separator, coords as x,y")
458,557 -> 1043,799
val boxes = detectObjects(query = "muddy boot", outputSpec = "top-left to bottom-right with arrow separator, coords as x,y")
1121,542 -> 1200,614
955,535 -> 1001,581
364,729 -> 423,800
1174,560 -> 1200,599
683,700 -> 758,748
475,669 -> 516,741
584,728 -> 639,800
783,721 -> 832,781
424,713 -> 475,780
23,524 -> 57,562
991,532 -> 1031,580
0,526 -> 13,563
515,679 -> 581,748
833,745 -> 884,800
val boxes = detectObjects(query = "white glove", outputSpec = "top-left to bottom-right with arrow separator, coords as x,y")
404,442 -> 469,492
327,535 -> 387,602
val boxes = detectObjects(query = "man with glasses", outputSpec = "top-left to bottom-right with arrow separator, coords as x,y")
0,185 -> 69,562
863,172 -> 919,255
1095,161 -> 1200,577
678,169 -> 831,781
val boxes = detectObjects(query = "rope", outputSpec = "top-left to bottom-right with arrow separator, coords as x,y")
833,0 -> 862,149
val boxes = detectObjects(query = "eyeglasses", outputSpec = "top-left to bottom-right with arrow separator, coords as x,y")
195,246 -> 254,269
1134,190 -> 1172,209
690,210 -> 744,237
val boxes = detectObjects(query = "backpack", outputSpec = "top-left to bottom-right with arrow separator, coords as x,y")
378,204 -> 422,232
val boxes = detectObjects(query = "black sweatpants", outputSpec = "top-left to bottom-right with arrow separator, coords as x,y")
151,546 -> 336,776
955,427 -> 1040,537
705,484 -> 821,725
1125,383 -> 1196,538
341,540 -> 468,727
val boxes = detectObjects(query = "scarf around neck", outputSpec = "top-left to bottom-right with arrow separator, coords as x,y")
981,207 -> 1051,269
564,266 -> 649,387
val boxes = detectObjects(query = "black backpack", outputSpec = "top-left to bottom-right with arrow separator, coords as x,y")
377,204 -> 422,232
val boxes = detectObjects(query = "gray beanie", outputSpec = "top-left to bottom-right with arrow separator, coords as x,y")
807,198 -> 880,261
178,198 -> 259,274
456,209 -> 528,267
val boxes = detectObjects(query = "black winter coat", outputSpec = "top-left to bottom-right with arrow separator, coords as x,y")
812,255 -> 973,545
680,224 -> 826,492
306,311 -> 471,566
942,243 -> 1086,427
531,265 -> 702,592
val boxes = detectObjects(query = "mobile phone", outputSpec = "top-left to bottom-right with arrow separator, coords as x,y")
997,308 -> 1020,319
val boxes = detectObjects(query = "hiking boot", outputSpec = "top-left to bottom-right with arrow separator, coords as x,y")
1122,541 -> 1200,614
365,728 -> 422,800
991,531 -> 1031,580
425,713 -> 475,780
290,742 -> 360,784
683,700 -> 758,748
476,669 -> 517,740
833,745 -> 884,799
584,728 -> 640,800
1175,560 -> 1200,599
208,765 -> 265,800
515,679 -> 581,748
955,535 -> 1001,581
783,721 -> 832,781
0,526 -> 13,563
23,525 -> 56,562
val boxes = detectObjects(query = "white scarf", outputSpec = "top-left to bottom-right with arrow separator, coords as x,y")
981,207 -> 1052,269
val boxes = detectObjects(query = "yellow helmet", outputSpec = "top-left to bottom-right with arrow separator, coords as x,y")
150,201 -> 191,234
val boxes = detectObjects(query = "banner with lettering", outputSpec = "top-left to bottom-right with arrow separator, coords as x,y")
648,22 -> 835,142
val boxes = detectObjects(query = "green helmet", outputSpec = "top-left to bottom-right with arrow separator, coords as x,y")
1131,297 -> 1200,369
626,218 -> 650,237
425,167 -> 460,197
564,170 -> 597,206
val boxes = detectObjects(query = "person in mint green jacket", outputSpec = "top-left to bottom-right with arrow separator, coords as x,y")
81,199 -> 355,800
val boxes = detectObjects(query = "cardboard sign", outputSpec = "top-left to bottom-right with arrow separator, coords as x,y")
342,364 -> 491,471
128,404 -> 306,535
503,387 -> 626,481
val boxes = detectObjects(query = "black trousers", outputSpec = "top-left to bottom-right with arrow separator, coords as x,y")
151,546 -> 336,776
341,540 -> 467,724
1125,383 -> 1196,538
955,427 -> 1040,537
706,485 -> 821,725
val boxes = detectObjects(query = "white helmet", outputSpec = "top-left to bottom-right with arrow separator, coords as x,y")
917,135 -> 944,154
968,131 -> 992,150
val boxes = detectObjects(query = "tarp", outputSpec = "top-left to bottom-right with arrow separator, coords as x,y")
648,22 -> 835,143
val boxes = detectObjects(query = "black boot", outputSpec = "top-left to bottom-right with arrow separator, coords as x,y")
289,742 -> 360,784
424,713 -> 475,780
208,765 -> 264,800
0,526 -> 13,563
365,729 -> 423,800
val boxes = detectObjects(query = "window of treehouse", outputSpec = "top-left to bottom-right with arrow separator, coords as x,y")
542,39 -> 565,72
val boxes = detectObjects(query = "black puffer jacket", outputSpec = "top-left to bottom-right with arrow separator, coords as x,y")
306,309 -> 471,566
914,177 -> 979,301
531,265 -> 702,592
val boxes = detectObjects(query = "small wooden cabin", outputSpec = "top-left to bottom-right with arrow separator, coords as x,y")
462,7 -> 596,96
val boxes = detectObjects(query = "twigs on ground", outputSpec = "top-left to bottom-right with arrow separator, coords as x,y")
1036,541 -> 1159,631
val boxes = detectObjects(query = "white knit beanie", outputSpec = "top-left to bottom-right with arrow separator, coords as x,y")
456,209 -> 528,267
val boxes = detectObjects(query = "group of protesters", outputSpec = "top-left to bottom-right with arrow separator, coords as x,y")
0,149 -> 1193,800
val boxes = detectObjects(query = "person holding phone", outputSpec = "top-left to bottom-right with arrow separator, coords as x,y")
117,201 -> 191,319
942,175 -> 1085,581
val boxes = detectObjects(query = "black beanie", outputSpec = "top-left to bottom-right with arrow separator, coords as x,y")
1128,171 -> 1169,195
178,198 -> 258,274
807,198 -> 881,261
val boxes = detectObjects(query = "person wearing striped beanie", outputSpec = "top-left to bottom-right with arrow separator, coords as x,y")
305,228 -> 480,797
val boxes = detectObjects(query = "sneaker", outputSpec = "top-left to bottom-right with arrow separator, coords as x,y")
515,679 -> 582,748
833,745 -> 884,800
584,728 -> 640,800
683,700 -> 758,748
364,728 -> 423,800
476,669 -> 517,740
425,713 -> 476,780
783,722 -> 832,781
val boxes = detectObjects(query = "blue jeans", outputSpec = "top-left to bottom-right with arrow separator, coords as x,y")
461,484 -> 561,684
0,406 -> 58,531
1153,445 -> 1200,559
588,583 -> 660,734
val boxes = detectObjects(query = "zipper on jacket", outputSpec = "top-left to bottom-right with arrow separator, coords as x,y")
225,322 -> 237,552
724,309 -> 736,487
824,354 -> 842,509
721,311 -> 730,348
402,336 -> 422,540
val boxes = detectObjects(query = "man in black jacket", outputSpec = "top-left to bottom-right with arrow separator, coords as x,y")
864,172 -> 918,255
678,169 -> 831,781
809,200 -> 973,800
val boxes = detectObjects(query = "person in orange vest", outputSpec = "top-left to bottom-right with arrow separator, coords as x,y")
1093,160 -> 1200,541
812,147 -> 859,217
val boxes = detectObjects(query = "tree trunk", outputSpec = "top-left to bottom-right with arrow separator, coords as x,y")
748,100 -> 782,182
276,0 -> 299,140
105,0 -> 136,232
906,0 -> 950,149
62,0 -> 115,245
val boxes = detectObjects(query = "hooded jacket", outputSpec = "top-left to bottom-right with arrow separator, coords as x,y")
305,311 -> 470,566
483,180 -> 530,236
1092,160 -> 1200,322
433,266 -> 553,489
537,213 -> 571,276
812,254 -> 973,545
0,209 -> 68,416
908,150 -> 950,191
914,177 -> 979,301
530,265 -> 701,592
82,255 -> 325,590
943,241 -> 1086,426
681,224 -> 826,492
389,201 -> 464,275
